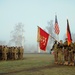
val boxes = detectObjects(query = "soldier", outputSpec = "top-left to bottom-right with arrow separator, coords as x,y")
11,46 -> 15,60
19,46 -> 24,59
69,42 -> 74,66
2,45 -> 8,60
51,40 -> 58,64
7,47 -> 12,60
0,45 -> 2,60
57,40 -> 63,65
18,47 -> 20,59
13,47 -> 18,60
8,47 -> 13,60
63,38 -> 69,65
73,42 -> 75,64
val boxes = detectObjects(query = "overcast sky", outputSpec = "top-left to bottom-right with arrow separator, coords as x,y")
0,0 -> 75,47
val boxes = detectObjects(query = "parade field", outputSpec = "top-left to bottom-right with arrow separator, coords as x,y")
0,54 -> 75,75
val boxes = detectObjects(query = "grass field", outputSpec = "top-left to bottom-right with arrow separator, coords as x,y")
0,54 -> 75,75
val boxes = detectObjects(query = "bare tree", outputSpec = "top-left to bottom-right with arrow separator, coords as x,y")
8,23 -> 25,47
0,41 -> 6,45
46,20 -> 56,53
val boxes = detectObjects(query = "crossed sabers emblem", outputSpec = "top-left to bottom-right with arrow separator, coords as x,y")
40,36 -> 47,45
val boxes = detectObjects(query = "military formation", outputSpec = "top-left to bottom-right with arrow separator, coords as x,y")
0,45 -> 24,60
51,38 -> 75,66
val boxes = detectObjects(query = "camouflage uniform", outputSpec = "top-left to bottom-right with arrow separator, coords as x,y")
12,47 -> 18,60
63,39 -> 69,65
51,41 -> 58,64
57,40 -> 63,64
8,47 -> 13,60
17,47 -> 20,59
2,46 -> 8,60
69,42 -> 74,66
7,47 -> 11,60
0,45 -> 3,60
19,46 -> 24,59
73,42 -> 75,53
11,47 -> 14,60
14,47 -> 18,60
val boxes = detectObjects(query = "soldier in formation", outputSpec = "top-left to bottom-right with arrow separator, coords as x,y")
63,38 -> 69,65
18,46 -> 24,60
0,45 -> 24,60
51,40 -> 58,64
68,42 -> 74,66
51,38 -> 75,66
57,40 -> 63,65
2,46 -> 8,60
19,46 -> 24,59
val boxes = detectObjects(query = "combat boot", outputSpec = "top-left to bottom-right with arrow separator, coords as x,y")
60,62 -> 63,65
65,61 -> 68,65
64,61 -> 66,65
64,61 -> 68,65
69,63 -> 72,66
54,61 -> 58,64
58,62 -> 62,65
71,63 -> 74,66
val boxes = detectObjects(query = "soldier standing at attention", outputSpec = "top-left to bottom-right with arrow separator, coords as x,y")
19,46 -> 24,59
51,41 -> 58,64
63,38 -> 69,65
14,47 -> 18,60
2,46 -> 8,60
18,47 -> 20,59
68,42 -> 74,66
57,40 -> 63,65
0,45 -> 3,60
12,47 -> 15,60
2,45 -> 4,60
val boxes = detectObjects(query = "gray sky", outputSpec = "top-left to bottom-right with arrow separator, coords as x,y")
0,0 -> 75,46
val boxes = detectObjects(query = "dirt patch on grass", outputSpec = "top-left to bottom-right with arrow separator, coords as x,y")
0,64 -> 63,75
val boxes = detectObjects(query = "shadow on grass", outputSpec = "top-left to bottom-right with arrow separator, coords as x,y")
0,64 -> 63,75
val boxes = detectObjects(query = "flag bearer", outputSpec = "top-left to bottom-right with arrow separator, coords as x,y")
51,41 -> 58,64
68,42 -> 74,66
63,38 -> 69,65
57,40 -> 63,65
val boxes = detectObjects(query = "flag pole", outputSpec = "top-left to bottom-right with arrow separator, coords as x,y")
50,34 -> 59,43
57,34 -> 59,42
37,26 -> 40,53
37,41 -> 40,53
38,42 -> 40,53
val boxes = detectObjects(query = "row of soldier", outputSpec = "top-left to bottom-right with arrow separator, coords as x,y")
51,38 -> 75,66
0,45 -> 24,60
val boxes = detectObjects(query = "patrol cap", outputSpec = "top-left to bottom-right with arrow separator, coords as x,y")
54,40 -> 57,44
60,40 -> 62,42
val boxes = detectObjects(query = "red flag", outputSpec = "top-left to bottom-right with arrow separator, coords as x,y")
37,26 -> 49,51
54,15 -> 60,35
67,19 -> 72,45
